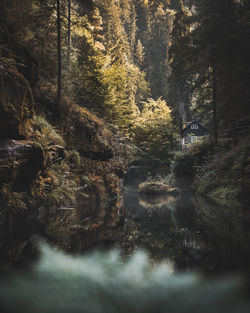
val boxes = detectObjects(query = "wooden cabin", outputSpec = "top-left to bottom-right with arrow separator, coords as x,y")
180,121 -> 208,149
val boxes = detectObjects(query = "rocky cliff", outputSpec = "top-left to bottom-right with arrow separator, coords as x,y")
0,30 -> 132,264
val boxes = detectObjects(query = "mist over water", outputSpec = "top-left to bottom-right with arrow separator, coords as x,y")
0,242 -> 249,313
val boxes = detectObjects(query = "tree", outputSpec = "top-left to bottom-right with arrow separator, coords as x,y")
57,0 -> 62,114
135,39 -> 145,67
67,0 -> 71,67
190,0 -> 240,143
168,0 -> 192,126
131,97 -> 177,156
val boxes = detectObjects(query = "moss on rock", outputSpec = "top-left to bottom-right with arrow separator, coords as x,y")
0,58 -> 34,139
139,181 -> 180,196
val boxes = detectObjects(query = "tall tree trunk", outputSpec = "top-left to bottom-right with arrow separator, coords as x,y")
67,0 -> 71,67
212,67 -> 218,146
57,0 -> 62,115
41,0 -> 45,72
179,0 -> 184,11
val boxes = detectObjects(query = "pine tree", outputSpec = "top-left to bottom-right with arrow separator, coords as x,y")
57,0 -> 62,114
67,0 -> 71,67
135,39 -> 145,67
168,0 -> 192,126
190,0 -> 244,143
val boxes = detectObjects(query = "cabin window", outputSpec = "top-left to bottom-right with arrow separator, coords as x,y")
191,124 -> 198,129
185,136 -> 191,144
191,136 -> 198,143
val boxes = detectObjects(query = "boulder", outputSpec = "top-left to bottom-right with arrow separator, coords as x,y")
64,104 -> 114,161
0,139 -> 44,185
138,181 -> 180,196
0,58 -> 34,139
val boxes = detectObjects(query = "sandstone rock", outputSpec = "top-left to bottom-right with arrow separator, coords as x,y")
0,139 -> 44,185
0,58 -> 34,139
64,104 -> 114,161
138,181 -> 180,196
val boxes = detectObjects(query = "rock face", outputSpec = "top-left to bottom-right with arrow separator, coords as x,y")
64,103 -> 114,161
0,23 -> 129,266
138,181 -> 180,196
0,58 -> 34,139
0,139 -> 44,185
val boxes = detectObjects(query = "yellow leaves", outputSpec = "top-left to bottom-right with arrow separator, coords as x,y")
131,97 -> 176,154
71,11 -> 91,36
133,98 -> 172,130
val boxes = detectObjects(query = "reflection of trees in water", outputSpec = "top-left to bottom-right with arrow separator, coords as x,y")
124,188 -> 250,273
0,212 -> 44,267
194,197 -> 250,272
131,191 -> 196,228
137,193 -> 180,230
45,197 -> 127,251
139,193 -> 179,210
2,187 -> 250,274
0,196 -> 128,267
123,190 -> 202,270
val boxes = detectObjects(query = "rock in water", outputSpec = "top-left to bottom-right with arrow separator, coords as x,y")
138,181 -> 180,196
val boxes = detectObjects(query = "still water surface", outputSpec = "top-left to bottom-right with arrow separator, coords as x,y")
123,185 -> 250,274
0,184 -> 250,275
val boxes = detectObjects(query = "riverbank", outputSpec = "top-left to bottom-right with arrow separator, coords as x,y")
0,44 -> 135,265
122,185 -> 250,274
171,138 -> 250,200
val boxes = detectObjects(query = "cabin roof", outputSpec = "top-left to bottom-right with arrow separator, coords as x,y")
180,120 -> 208,137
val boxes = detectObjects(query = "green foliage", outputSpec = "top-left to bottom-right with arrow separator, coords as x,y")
131,98 -> 177,157
70,46 -> 107,110
171,150 -> 195,181
171,139 -> 213,182
0,184 -> 37,214
33,115 -> 65,147
189,0 -> 250,131
193,138 -> 250,199
42,162 -> 78,209
168,4 -> 192,124
66,150 -> 81,168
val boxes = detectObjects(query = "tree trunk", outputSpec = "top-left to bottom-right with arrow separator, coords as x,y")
57,0 -> 62,115
179,0 -> 184,11
41,0 -> 45,72
67,0 -> 71,67
212,67 -> 218,146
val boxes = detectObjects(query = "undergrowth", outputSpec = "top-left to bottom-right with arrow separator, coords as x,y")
193,137 -> 250,199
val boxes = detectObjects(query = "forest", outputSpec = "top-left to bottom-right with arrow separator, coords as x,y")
0,0 -> 250,312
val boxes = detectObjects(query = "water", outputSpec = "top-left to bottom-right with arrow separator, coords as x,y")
123,185 -> 250,274
1,183 -> 250,275
1,242 -> 250,313
1,183 -> 250,312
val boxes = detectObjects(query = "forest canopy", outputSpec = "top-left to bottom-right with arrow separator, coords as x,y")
0,0 -> 249,150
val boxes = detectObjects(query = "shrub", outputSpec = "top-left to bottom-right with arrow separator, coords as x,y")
131,98 -> 178,158
66,150 -> 81,168
171,139 -> 213,183
33,115 -> 65,147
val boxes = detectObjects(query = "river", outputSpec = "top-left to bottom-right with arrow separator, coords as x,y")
1,181 -> 250,275
1,182 -> 250,313
123,184 -> 250,274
